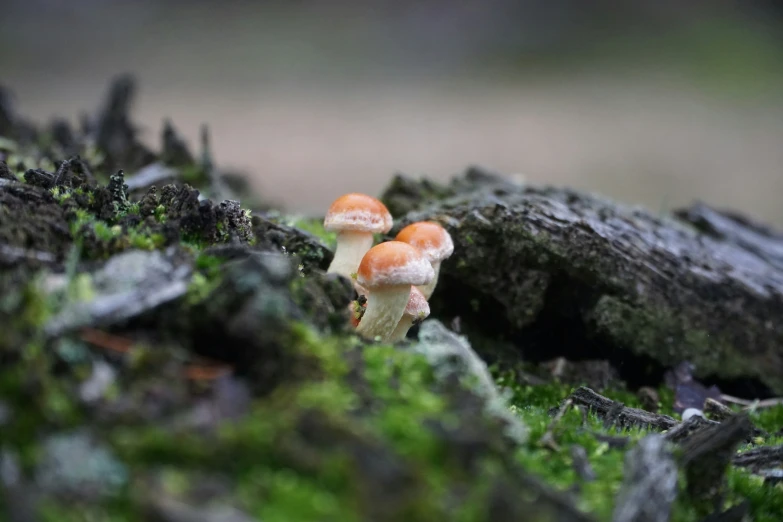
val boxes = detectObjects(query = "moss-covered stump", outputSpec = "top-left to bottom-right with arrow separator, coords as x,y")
382,167 -> 783,396
1,77 -> 782,522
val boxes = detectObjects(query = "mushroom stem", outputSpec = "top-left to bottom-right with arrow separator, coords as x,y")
417,261 -> 441,299
327,231 -> 374,279
355,284 -> 410,341
388,315 -> 416,342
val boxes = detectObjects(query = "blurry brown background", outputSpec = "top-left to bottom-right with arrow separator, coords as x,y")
2,0 -> 783,221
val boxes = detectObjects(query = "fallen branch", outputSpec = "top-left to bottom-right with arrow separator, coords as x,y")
732,445 -> 783,473
568,387 -> 678,432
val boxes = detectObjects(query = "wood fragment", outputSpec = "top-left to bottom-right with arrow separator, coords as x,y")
732,445 -> 783,472
79,328 -> 133,354
612,435 -> 678,522
679,413 -> 753,516
568,387 -> 678,432
720,394 -> 783,409
662,415 -> 720,443
703,398 -> 733,422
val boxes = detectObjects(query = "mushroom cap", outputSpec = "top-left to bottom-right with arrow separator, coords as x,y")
395,221 -> 454,263
404,286 -> 430,318
324,193 -> 393,234
357,241 -> 434,289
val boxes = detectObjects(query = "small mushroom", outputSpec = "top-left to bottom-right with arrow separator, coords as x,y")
355,241 -> 434,341
388,286 -> 430,342
394,221 -> 454,299
324,193 -> 392,280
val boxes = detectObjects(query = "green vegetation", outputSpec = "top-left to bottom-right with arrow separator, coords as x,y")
1,85 -> 781,521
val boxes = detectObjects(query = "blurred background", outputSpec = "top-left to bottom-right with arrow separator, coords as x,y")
2,0 -> 783,221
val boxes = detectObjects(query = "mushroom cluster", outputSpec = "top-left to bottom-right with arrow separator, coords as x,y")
324,193 -> 453,342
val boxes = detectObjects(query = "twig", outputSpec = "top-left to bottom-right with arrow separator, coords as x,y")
539,398 -> 573,451
720,394 -> 783,409
79,328 -> 133,354
703,398 -> 734,422
568,387 -> 678,432
732,445 -> 783,472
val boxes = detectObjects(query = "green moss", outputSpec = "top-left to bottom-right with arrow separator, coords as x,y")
495,376 -> 783,522
38,499 -> 138,522
751,405 -> 783,434
50,186 -> 72,203
154,204 -> 167,223
240,467 -> 361,522
725,468 -> 783,522
589,296 -> 752,381
287,217 -> 337,249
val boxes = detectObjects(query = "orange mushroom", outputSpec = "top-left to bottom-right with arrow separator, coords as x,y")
324,193 -> 392,280
388,286 -> 430,342
355,241 -> 433,341
395,221 -> 454,299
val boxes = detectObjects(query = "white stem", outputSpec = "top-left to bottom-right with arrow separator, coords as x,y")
355,285 -> 410,341
416,262 -> 441,299
388,314 -> 415,343
327,231 -> 374,279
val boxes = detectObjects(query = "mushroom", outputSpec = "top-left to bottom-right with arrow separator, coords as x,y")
355,241 -> 434,341
394,221 -> 454,299
324,193 -> 392,280
388,286 -> 430,342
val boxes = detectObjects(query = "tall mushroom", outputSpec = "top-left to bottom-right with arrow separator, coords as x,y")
388,286 -> 430,342
355,241 -> 434,341
324,193 -> 392,280
395,221 -> 453,299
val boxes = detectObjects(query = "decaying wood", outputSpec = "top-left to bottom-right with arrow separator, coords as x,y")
662,415 -> 720,443
732,444 -> 783,472
386,171 -> 783,394
612,435 -> 678,522
568,387 -> 679,432
703,398 -> 733,422
678,414 -> 753,514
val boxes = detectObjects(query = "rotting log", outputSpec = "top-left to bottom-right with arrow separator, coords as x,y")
383,168 -> 783,394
